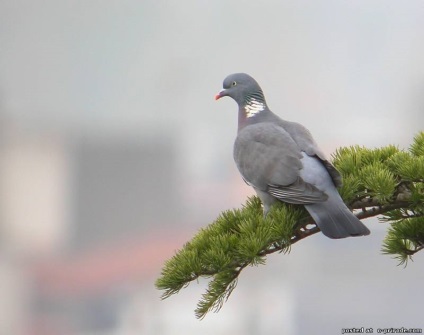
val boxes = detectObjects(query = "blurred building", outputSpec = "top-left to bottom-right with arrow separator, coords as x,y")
70,135 -> 181,251
0,121 -> 187,334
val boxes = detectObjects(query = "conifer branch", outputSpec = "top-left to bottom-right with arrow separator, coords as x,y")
155,132 -> 424,319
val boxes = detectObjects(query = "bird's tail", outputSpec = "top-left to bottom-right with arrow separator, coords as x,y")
304,192 -> 370,239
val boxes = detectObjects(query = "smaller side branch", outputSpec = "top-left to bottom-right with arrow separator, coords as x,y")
355,202 -> 410,220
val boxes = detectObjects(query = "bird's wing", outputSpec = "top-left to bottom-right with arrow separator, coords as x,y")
278,119 -> 342,187
234,122 -> 328,204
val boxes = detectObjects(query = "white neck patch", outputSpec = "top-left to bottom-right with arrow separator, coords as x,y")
244,98 -> 265,118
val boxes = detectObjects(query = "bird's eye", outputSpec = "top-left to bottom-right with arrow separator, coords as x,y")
231,81 -> 237,86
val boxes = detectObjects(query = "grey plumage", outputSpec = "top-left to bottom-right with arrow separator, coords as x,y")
216,73 -> 370,239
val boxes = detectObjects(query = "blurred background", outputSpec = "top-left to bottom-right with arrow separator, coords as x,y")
1,1 -> 424,334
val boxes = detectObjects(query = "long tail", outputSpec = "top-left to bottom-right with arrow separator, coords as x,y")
304,192 -> 370,239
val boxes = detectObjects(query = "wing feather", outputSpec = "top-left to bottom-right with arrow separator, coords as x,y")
268,178 -> 328,204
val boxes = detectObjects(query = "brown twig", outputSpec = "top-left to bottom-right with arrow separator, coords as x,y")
261,199 -> 411,257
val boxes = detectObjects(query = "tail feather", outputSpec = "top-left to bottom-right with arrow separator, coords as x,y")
305,193 -> 370,239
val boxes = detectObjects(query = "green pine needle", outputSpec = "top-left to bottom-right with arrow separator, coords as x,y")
382,217 -> 424,266
359,162 -> 396,203
410,131 -> 424,157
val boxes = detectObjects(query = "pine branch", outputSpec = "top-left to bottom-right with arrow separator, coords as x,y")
155,132 -> 424,319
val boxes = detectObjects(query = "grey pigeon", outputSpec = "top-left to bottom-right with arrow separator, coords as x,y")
215,73 -> 370,239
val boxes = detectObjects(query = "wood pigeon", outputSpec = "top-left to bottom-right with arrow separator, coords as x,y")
215,73 -> 370,239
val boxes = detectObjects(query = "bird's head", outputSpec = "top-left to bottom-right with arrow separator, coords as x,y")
215,73 -> 265,107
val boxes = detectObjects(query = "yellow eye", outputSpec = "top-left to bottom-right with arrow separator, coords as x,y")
231,81 -> 237,86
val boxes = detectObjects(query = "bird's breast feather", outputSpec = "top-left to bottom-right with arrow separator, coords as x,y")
233,123 -> 303,189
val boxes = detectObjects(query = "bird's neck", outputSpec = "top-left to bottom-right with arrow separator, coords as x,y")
244,91 -> 267,116
238,91 -> 268,130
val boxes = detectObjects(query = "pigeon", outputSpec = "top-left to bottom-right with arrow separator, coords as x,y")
215,73 -> 370,239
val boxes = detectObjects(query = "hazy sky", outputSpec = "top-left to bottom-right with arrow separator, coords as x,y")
1,0 -> 424,177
